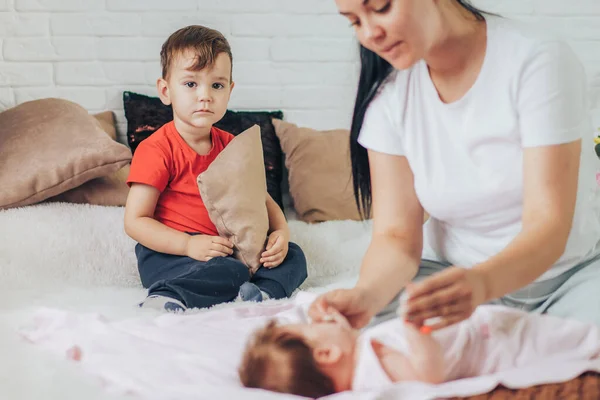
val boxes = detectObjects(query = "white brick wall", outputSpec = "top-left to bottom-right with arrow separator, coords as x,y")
0,0 -> 599,143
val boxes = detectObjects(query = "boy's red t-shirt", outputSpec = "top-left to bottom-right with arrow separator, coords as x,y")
127,121 -> 235,235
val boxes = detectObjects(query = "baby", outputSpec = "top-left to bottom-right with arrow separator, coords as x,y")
238,305 -> 600,398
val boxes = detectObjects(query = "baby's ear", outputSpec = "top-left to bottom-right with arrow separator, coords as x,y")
313,344 -> 342,366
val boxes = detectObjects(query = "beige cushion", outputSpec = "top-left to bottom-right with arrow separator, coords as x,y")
197,125 -> 269,273
273,119 -> 363,223
48,163 -> 131,207
48,112 -> 131,207
0,99 -> 132,209
93,111 -> 117,141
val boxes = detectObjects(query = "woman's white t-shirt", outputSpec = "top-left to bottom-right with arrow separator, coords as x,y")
358,16 -> 600,281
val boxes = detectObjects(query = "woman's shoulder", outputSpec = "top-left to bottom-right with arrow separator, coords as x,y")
490,15 -> 557,42
489,15 -> 579,64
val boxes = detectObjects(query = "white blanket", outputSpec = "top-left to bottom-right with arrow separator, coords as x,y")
20,301 -> 306,400
0,203 -> 370,290
20,292 -> 600,400
0,203 -> 369,400
3,203 -> 600,400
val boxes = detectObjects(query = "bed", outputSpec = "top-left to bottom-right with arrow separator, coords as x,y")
454,373 -> 600,400
1,202 -> 599,400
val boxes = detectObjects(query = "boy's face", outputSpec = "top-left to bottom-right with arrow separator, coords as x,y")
158,50 -> 234,133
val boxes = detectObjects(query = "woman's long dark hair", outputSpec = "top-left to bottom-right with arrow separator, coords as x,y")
350,0 -> 486,219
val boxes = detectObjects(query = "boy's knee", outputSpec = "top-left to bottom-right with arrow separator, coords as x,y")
288,242 -> 305,259
288,242 -> 308,278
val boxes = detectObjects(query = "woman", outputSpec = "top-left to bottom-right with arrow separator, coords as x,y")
309,0 -> 600,330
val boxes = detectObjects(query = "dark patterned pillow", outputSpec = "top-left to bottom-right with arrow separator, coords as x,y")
122,91 -> 284,208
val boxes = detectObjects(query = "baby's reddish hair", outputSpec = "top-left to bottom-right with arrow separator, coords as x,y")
238,320 -> 336,398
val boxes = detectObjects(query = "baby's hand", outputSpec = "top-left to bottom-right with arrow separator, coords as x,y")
372,327 -> 445,384
260,230 -> 289,268
399,322 -> 446,384
186,235 -> 233,262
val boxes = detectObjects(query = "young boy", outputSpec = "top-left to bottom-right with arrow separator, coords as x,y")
239,306 -> 600,398
124,25 -> 307,313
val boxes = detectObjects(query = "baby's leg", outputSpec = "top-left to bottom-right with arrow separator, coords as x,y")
372,324 -> 446,384
470,307 -> 600,374
512,311 -> 600,365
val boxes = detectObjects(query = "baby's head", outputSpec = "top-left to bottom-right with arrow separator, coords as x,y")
157,25 -> 234,132
239,310 -> 359,398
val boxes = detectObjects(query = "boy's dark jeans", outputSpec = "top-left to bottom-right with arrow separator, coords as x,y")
136,241 -> 307,309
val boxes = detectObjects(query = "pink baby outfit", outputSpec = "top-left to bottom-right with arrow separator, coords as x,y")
352,305 -> 600,391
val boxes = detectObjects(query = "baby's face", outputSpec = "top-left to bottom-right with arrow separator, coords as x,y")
282,309 -> 357,354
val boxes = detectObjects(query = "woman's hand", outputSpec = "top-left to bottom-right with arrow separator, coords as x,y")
403,267 -> 488,331
308,286 -> 380,329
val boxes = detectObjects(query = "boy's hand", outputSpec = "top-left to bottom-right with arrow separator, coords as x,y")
186,235 -> 234,262
260,230 -> 289,268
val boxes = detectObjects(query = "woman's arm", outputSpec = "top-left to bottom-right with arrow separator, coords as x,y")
309,150 -> 428,327
475,140 -> 581,300
405,140 -> 581,328
477,42 -> 586,297
355,150 -> 426,312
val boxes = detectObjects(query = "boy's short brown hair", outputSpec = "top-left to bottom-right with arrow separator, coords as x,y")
160,25 -> 233,80
239,320 -> 336,398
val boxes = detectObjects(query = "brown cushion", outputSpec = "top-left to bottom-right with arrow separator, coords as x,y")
48,112 -> 131,207
49,163 -> 131,207
273,119 -> 363,223
197,125 -> 269,274
0,99 -> 132,210
93,111 -> 117,141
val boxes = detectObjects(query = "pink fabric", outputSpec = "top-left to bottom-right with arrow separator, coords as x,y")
20,301 -> 308,400
19,294 -> 600,400
353,306 -> 600,396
